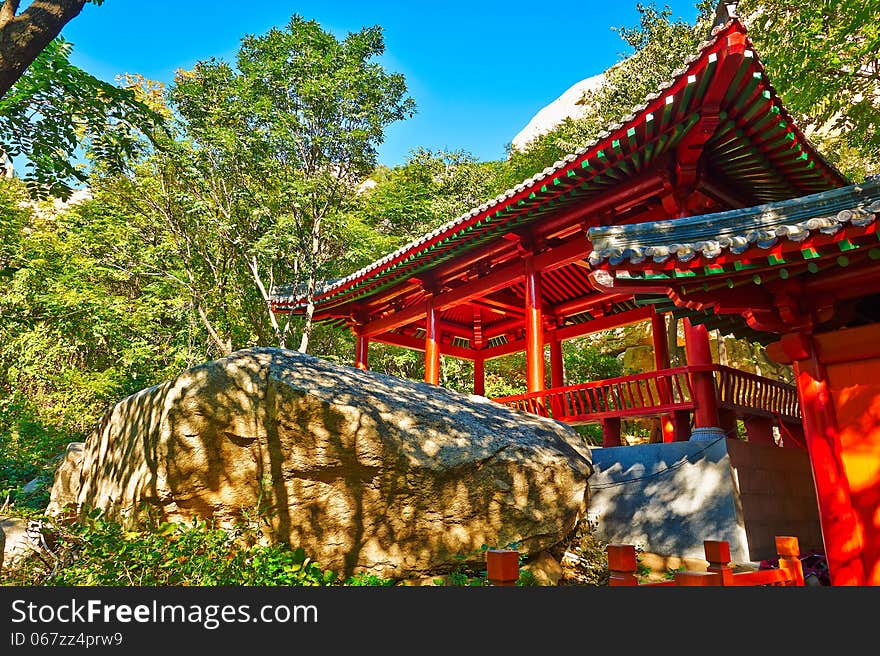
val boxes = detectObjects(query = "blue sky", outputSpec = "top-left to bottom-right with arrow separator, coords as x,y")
61,1 -> 701,167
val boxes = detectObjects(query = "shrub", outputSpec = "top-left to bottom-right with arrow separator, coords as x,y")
5,513 -> 339,587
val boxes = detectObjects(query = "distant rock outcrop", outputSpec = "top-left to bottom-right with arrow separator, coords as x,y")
510,73 -> 606,151
50,348 -> 593,579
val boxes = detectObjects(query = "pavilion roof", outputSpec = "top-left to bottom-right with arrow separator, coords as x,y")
588,177 -> 880,267
272,15 -> 847,316
588,176 -> 880,343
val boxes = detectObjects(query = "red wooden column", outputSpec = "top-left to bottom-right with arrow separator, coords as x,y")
775,332 -> 868,586
683,318 -> 722,439
549,331 -> 564,389
424,296 -> 440,385
354,333 -> 369,371
473,356 -> 486,396
524,257 -> 545,395
651,310 -> 675,442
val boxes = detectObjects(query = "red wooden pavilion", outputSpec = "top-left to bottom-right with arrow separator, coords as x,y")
272,6 -> 879,585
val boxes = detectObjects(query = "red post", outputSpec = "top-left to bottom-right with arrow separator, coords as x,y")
684,318 -> 721,433
791,340 -> 866,585
549,334 -> 564,389
354,333 -> 369,371
744,416 -> 775,445
704,540 -> 735,585
651,310 -> 675,442
524,258 -> 545,395
473,356 -> 485,396
602,417 -> 622,447
775,536 -> 805,586
673,410 -> 691,441
425,297 -> 440,385
607,544 -> 639,586
486,550 -> 520,586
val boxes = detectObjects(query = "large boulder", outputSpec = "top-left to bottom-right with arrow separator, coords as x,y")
51,348 -> 592,579
45,442 -> 84,516
1,517 -> 33,572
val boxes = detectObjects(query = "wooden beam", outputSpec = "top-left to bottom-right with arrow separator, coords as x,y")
480,290 -> 529,315
360,258 -> 525,337
552,292 -> 625,319
555,306 -> 653,342
371,331 -> 474,361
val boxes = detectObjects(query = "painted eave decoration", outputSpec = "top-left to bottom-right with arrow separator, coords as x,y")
270,16 -> 846,317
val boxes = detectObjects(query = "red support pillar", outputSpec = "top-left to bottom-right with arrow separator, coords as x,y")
602,417 -> 622,448
425,296 -> 440,385
473,356 -> 485,396
651,310 -> 675,442
354,333 -> 369,371
744,416 -> 775,445
549,333 -> 564,389
684,318 -> 722,439
789,336 -> 866,586
524,258 -> 545,395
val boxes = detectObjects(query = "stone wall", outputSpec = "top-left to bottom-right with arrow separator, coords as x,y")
587,439 -> 822,563
727,440 -> 824,559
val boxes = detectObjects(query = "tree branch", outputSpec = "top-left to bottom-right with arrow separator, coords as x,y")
0,0 -> 87,98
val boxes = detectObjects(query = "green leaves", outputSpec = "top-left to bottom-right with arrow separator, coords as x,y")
7,515 -> 342,587
0,38 -> 164,200
738,0 -> 880,179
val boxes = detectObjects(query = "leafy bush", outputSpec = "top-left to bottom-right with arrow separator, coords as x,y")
6,513 -> 339,587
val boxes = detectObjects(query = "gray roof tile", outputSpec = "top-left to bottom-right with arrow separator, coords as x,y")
588,176 -> 880,266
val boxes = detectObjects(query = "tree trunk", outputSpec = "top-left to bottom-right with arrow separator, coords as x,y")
298,217 -> 322,354
196,301 -> 232,356
0,0 -> 87,98
246,255 -> 286,348
298,289 -> 316,354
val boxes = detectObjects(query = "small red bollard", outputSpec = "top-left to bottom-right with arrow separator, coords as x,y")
606,544 -> 638,586
704,540 -> 734,585
486,549 -> 520,586
775,536 -> 804,586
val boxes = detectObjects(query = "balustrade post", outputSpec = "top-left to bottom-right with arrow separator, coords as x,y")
705,540 -> 735,585
486,549 -> 520,586
607,544 -> 639,586
775,536 -> 804,586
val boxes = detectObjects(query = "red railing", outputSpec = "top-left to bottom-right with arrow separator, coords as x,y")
715,365 -> 800,423
607,536 -> 805,587
492,364 -> 799,426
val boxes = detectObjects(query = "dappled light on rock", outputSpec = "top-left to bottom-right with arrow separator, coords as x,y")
50,348 -> 593,579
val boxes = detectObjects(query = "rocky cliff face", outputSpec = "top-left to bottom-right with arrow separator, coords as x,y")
50,348 -> 593,579
510,73 -> 606,151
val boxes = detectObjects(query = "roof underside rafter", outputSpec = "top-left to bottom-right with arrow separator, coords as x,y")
270,16 -> 849,350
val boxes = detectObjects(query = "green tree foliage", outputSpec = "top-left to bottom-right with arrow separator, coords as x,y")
0,37 -> 162,199
0,178 -> 194,505
358,148 -> 505,245
160,15 -> 414,353
738,0 -> 880,179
